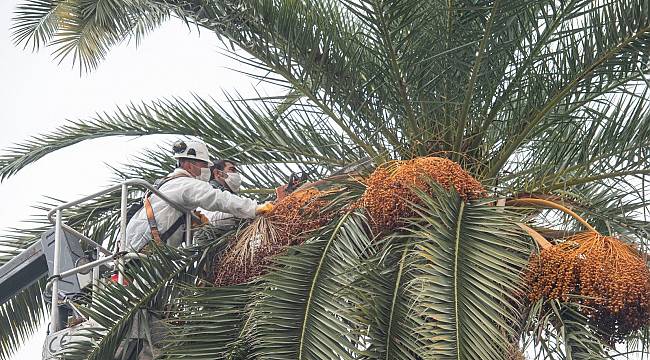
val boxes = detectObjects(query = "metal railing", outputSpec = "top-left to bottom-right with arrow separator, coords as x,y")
46,179 -> 196,332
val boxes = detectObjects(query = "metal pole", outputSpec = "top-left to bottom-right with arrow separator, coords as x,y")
50,209 -> 62,332
58,255 -> 120,280
47,179 -> 199,225
92,248 -> 99,304
185,211 -> 192,246
118,184 -> 128,284
60,224 -> 112,256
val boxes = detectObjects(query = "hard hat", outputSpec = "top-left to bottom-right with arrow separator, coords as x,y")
172,139 -> 212,164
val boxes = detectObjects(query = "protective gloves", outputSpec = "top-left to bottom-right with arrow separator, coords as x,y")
255,202 -> 274,215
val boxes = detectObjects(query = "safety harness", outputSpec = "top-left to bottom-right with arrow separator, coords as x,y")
143,173 -> 190,245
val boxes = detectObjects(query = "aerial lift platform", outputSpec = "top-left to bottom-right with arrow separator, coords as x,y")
0,179 -> 197,359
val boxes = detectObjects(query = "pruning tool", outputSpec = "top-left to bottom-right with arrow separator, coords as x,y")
285,172 -> 310,194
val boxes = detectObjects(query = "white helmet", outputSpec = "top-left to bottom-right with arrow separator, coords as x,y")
172,139 -> 211,164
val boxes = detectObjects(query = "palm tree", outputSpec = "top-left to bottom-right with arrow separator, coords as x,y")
2,0 -> 649,359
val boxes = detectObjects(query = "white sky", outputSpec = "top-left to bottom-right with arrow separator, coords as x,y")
0,1 -> 275,357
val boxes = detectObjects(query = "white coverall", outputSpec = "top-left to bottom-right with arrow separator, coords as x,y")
125,168 -> 258,251
198,209 -> 238,231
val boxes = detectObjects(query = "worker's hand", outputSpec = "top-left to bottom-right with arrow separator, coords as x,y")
275,184 -> 289,201
255,202 -> 274,215
192,210 -> 210,226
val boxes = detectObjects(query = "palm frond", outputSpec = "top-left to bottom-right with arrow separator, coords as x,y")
12,0 -> 173,72
10,0 -> 650,177
353,234 -> 426,360
159,283 -> 255,359
0,93 -> 360,182
407,185 -> 532,359
487,0 -> 650,175
0,280 -> 46,360
59,244 -> 197,359
11,0 -> 63,51
250,212 -> 372,359
568,183 -> 650,240
499,86 -> 650,193
524,300 -> 612,360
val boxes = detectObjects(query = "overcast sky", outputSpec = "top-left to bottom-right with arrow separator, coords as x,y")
0,0 -> 277,357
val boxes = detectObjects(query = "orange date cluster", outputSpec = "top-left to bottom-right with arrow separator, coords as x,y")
361,157 -> 486,233
526,231 -> 650,343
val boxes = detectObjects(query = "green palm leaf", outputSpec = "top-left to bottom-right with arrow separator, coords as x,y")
159,283 -> 255,359
12,0 -> 172,72
354,236 -> 426,360
0,94 -> 359,183
0,279 -> 46,360
250,212 -> 372,359
525,300 -> 611,360
407,185 -> 531,359
59,244 -> 197,359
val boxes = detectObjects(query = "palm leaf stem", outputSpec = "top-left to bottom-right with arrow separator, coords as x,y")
489,23 -> 650,177
453,0 -> 501,157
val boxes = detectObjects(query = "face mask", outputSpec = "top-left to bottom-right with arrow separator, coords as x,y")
197,167 -> 211,182
224,172 -> 242,193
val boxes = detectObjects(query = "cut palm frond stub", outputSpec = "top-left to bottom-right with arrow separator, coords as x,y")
362,157 -> 486,233
521,199 -> 650,344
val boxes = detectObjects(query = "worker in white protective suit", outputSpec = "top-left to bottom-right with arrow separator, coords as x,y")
209,159 -> 240,193
202,158 -> 244,231
125,139 -> 273,252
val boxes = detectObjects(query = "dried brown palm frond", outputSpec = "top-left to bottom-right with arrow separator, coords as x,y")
213,216 -> 282,286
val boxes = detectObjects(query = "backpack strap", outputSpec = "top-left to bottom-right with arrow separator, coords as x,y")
160,216 -> 186,243
143,173 -> 191,245
144,197 -> 164,245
